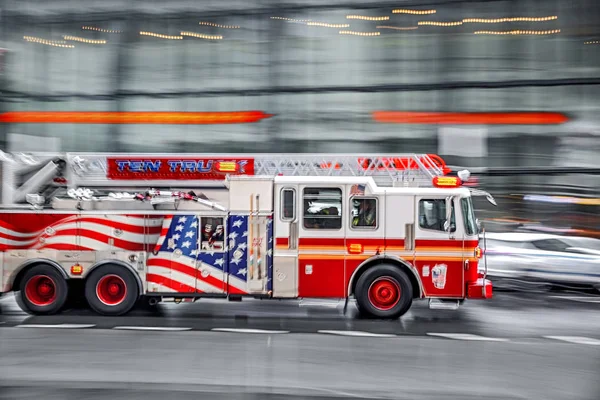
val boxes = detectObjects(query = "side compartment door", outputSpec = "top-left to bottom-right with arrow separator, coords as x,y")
196,215 -> 227,294
272,186 -> 299,297
413,196 -> 465,298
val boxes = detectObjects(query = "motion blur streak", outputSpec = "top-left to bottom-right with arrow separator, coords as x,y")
0,111 -> 274,124
372,111 -> 569,125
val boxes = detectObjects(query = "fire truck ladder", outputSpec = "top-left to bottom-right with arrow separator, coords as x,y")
253,154 -> 449,187
0,152 -> 451,206
61,153 -> 449,189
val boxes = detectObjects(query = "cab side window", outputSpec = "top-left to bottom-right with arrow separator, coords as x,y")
281,188 -> 296,221
350,198 -> 377,229
418,199 -> 456,232
303,187 -> 342,230
200,216 -> 225,252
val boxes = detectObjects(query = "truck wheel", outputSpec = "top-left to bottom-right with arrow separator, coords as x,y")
18,265 -> 68,315
85,265 -> 139,316
355,264 -> 413,319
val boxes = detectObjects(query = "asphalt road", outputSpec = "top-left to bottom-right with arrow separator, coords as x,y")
1,291 -> 599,400
1,290 -> 600,338
1,326 -> 599,400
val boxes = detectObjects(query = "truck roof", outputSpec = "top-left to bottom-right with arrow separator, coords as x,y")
273,175 -> 472,196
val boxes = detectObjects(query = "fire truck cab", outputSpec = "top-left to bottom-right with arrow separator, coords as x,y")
0,153 -> 494,319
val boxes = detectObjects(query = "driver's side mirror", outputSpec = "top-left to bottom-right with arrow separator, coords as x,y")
476,218 -> 482,233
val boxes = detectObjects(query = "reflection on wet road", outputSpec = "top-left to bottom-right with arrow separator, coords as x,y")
1,290 -> 600,338
1,291 -> 599,400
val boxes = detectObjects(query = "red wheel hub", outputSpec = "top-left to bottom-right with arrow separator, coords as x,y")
96,274 -> 127,306
24,275 -> 57,306
368,277 -> 401,311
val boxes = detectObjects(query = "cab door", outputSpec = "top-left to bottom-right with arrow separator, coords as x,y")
413,196 -> 465,298
296,185 -> 346,298
272,185 -> 300,297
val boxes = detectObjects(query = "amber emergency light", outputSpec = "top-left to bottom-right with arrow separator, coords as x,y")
474,247 -> 483,259
215,161 -> 239,173
348,243 -> 364,254
433,176 -> 462,188
71,264 -> 83,275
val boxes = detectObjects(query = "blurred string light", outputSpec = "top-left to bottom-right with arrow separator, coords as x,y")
418,21 -> 463,26
199,21 -> 240,29
463,16 -> 558,23
392,9 -> 436,15
82,26 -> 121,33
377,25 -> 418,31
23,36 -> 74,48
181,31 -> 223,40
63,35 -> 106,44
139,31 -> 183,40
339,30 -> 380,36
307,22 -> 350,28
474,29 -> 560,35
346,15 -> 390,21
270,17 -> 311,22
584,40 -> 599,44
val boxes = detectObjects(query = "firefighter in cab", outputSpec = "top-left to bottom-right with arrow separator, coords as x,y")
352,199 -> 376,227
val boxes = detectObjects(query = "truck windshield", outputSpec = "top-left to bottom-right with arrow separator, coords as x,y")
461,196 -> 478,236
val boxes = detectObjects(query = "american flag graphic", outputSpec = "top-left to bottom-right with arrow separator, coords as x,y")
349,184 -> 366,196
146,214 -> 271,295
0,214 -> 162,251
0,212 -> 274,296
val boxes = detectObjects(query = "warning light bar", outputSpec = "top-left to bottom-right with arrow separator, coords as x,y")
433,176 -> 462,188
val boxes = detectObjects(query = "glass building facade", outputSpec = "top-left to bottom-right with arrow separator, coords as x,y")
1,0 -> 599,227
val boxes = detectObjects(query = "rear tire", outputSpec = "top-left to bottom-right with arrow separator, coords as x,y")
17,265 -> 68,315
355,264 -> 413,319
85,265 -> 139,316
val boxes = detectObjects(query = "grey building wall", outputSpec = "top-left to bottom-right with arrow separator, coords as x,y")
0,0 -> 598,165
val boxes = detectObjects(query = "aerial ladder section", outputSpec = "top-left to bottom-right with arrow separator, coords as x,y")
0,152 -> 450,206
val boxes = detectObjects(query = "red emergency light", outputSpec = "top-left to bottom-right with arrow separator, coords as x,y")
432,176 -> 462,188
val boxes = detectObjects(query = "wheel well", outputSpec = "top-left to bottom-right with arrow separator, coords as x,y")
350,258 -> 421,299
11,261 -> 68,292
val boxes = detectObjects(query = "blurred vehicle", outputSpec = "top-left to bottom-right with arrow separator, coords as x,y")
483,232 -> 600,288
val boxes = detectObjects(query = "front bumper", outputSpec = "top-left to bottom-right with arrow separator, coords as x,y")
467,278 -> 493,299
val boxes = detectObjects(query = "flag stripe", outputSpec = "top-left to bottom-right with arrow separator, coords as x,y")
147,256 -> 225,292
147,273 -> 198,293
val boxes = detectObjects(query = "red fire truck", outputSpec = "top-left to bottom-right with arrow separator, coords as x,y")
0,153 -> 494,319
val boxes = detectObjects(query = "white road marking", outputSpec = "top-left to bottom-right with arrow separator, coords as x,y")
427,333 -> 509,342
211,328 -> 289,334
303,386 -> 365,398
0,294 -> 15,303
113,326 -> 192,331
317,330 -> 397,338
544,336 -> 600,346
299,301 -> 340,308
551,296 -> 600,304
16,324 -> 96,329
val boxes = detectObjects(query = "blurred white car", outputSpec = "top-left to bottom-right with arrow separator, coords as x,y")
482,232 -> 600,287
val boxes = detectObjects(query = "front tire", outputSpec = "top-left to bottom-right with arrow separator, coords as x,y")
355,264 -> 413,319
17,265 -> 69,315
85,265 -> 139,316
